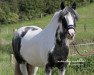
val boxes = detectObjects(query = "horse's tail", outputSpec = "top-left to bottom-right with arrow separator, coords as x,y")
19,63 -> 28,75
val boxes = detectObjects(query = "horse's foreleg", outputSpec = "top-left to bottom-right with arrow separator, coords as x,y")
15,62 -> 38,75
45,64 -> 52,75
60,67 -> 66,75
59,62 -> 69,75
27,64 -> 38,75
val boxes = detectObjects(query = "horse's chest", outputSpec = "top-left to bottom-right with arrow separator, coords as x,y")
47,44 -> 69,69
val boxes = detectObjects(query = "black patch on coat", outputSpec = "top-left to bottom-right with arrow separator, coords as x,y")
12,34 -> 25,63
55,26 -> 67,46
48,43 -> 69,69
21,27 -> 38,37
12,27 -> 38,63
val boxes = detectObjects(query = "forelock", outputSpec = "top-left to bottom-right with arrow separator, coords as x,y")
65,7 -> 79,20
59,7 -> 79,21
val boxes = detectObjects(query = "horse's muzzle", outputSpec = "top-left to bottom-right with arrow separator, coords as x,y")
67,29 -> 75,39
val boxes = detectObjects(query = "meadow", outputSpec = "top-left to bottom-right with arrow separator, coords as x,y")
0,3 -> 94,75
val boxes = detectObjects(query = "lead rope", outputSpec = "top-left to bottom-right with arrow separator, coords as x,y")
72,42 -> 94,57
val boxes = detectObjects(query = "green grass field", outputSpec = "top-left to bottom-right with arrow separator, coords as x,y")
0,3 -> 94,75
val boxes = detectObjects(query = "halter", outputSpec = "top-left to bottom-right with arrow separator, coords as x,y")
67,25 -> 75,30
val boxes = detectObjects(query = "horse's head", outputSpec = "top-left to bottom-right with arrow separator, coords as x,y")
58,2 -> 79,40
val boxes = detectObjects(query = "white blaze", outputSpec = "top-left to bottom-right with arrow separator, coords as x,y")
65,12 -> 75,37
65,12 -> 74,25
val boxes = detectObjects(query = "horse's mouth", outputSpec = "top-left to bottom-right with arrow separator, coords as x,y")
67,33 -> 75,40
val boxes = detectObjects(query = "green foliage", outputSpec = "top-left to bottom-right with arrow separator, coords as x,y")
0,8 -> 6,24
0,0 -> 19,24
6,12 -> 19,23
0,0 -> 93,24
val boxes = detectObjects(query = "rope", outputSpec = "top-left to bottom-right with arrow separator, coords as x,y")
72,43 -> 94,57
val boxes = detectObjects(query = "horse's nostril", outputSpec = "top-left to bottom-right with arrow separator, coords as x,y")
70,33 -> 74,37
67,34 -> 74,39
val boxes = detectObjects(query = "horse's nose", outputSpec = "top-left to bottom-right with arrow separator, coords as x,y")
68,29 -> 75,39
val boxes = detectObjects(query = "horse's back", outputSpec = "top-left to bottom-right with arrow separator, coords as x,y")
12,26 -> 42,64
16,26 -> 42,36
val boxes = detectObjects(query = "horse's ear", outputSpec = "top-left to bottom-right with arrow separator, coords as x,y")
72,2 -> 76,10
60,2 -> 65,10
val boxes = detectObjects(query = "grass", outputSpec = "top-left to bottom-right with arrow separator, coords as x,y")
0,3 -> 94,75
75,3 -> 94,42
0,52 -> 14,75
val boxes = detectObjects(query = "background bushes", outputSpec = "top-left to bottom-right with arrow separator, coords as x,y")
0,0 -> 93,24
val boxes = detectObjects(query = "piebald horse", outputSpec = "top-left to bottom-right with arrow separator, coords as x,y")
12,2 -> 79,75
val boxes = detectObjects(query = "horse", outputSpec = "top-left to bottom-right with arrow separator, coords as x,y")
12,2 -> 79,75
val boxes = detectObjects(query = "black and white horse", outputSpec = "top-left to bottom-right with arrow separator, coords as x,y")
12,2 -> 79,75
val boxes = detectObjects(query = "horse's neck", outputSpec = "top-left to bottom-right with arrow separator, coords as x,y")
40,13 -> 60,45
